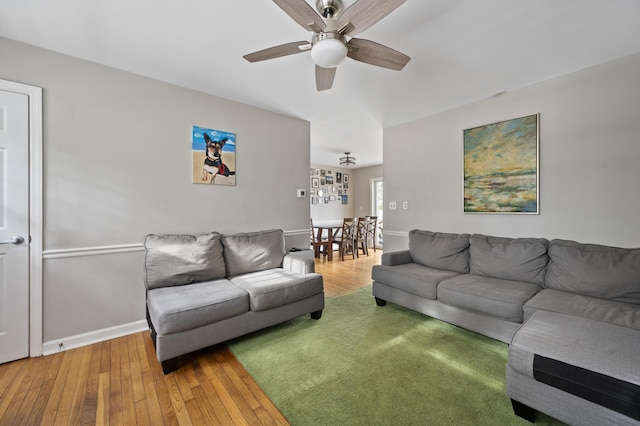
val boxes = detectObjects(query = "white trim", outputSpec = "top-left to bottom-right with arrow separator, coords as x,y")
384,230 -> 409,238
42,320 -> 148,356
0,79 -> 44,358
43,243 -> 145,259
42,229 -> 311,259
284,229 -> 309,237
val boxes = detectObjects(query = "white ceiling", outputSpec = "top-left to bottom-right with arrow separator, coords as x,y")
2,0 -> 640,168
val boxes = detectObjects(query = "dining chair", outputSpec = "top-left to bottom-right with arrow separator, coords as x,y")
365,216 -> 378,252
333,218 -> 357,261
356,217 -> 369,257
310,218 -> 331,258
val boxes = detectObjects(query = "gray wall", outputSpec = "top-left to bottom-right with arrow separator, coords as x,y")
1,37 -> 311,343
383,52 -> 640,252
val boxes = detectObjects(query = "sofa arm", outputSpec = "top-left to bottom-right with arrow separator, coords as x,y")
283,250 -> 315,274
381,250 -> 413,266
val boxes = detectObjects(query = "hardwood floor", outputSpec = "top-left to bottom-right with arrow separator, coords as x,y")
0,249 -> 381,425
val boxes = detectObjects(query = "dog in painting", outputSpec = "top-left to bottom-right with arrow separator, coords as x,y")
202,133 -> 235,184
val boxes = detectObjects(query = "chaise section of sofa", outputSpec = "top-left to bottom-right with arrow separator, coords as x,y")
144,229 -> 324,373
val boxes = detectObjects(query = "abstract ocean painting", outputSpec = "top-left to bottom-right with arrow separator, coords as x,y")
464,114 -> 539,213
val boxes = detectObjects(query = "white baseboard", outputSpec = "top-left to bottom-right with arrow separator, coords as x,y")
42,320 -> 149,356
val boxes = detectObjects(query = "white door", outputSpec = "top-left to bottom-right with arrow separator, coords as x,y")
0,89 -> 30,364
371,178 -> 383,247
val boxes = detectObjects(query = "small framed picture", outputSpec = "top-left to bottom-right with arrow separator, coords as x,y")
311,178 -> 319,188
342,195 -> 348,204
311,196 -> 318,205
336,172 -> 342,183
326,175 -> 334,184
321,169 -> 326,177
330,196 -> 335,201
343,174 -> 349,184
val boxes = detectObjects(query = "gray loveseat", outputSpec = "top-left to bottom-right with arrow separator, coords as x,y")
144,229 -> 324,374
372,230 -> 640,425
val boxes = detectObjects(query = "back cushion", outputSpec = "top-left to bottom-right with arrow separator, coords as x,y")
144,232 -> 226,290
469,234 -> 549,286
546,239 -> 640,304
408,230 -> 470,273
222,229 -> 286,277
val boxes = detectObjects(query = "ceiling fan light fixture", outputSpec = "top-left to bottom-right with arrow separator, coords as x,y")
339,152 -> 356,166
311,32 -> 347,68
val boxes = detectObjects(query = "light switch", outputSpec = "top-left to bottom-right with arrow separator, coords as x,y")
403,201 -> 408,210
389,201 -> 397,210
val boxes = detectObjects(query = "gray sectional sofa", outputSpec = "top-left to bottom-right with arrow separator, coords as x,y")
372,230 -> 640,425
143,229 -> 324,374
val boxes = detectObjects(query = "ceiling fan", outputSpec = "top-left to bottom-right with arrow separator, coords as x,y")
243,0 -> 410,91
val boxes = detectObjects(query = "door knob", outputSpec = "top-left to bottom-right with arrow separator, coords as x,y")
0,236 -> 25,245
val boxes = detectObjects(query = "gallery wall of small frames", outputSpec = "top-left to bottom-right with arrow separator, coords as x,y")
310,168 -> 349,205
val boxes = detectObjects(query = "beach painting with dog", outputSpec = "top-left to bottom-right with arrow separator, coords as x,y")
192,125 -> 236,185
463,114 -> 539,214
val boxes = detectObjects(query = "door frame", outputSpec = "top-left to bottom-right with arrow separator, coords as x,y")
0,79 -> 43,357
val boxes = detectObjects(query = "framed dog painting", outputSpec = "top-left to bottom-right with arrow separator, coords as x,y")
192,125 -> 236,186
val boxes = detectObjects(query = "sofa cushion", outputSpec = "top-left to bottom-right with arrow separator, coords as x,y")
230,269 -> 324,312
408,230 -> 470,273
147,279 -> 248,334
545,239 -> 640,304
222,229 -> 287,277
524,288 -> 640,331
469,234 -> 548,286
438,274 -> 541,322
144,232 -> 226,290
372,263 -> 461,300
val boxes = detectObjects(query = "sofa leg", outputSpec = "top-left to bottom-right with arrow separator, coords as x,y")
375,297 -> 387,306
150,327 -> 157,347
310,310 -> 323,320
511,399 -> 536,422
161,358 -> 179,375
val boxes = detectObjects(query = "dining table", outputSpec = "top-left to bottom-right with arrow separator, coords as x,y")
311,221 -> 343,261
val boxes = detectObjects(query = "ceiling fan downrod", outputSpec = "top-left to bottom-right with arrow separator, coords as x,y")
316,0 -> 343,18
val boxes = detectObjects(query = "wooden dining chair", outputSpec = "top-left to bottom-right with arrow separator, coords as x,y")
356,217 -> 369,257
333,218 -> 357,261
310,218 -> 331,258
365,216 -> 378,252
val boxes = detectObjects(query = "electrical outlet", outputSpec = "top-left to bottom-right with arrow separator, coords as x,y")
403,201 -> 409,210
389,201 -> 397,210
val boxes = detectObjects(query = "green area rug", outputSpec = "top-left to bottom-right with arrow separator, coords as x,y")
229,287 -> 564,425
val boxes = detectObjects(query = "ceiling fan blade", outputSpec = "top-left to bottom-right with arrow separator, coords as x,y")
337,0 -> 406,36
273,0 -> 326,32
316,66 -> 337,91
347,38 -> 410,71
243,41 -> 311,63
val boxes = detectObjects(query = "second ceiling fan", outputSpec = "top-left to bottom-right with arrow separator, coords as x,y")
243,0 -> 411,91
